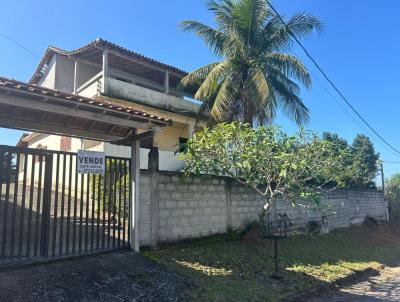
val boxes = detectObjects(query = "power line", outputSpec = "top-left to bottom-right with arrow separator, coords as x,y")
0,32 -> 40,58
298,50 -> 400,159
266,0 -> 400,156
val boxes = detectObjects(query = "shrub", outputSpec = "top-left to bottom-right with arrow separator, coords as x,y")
385,174 -> 400,221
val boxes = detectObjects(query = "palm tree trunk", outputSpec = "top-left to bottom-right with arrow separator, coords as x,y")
244,109 -> 254,126
242,92 -> 254,127
241,74 -> 255,127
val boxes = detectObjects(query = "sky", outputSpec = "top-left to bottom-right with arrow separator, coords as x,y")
0,0 -> 400,178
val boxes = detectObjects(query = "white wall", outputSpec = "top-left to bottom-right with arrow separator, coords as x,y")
103,143 -> 184,171
54,54 -> 75,93
20,134 -> 104,189
77,62 -> 101,88
21,133 -> 184,173
37,54 -> 102,94
37,55 -> 56,89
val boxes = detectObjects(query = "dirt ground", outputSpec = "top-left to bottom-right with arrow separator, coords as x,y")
0,251 -> 191,302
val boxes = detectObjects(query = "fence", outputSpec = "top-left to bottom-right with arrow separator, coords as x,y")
138,170 -> 388,247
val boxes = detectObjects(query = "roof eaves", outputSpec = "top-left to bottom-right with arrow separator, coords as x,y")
0,76 -> 172,126
29,38 -> 188,84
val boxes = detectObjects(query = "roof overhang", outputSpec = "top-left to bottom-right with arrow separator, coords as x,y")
30,39 -> 188,88
0,77 -> 172,144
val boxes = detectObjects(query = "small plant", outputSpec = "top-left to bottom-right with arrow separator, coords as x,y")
307,220 -> 321,235
363,215 -> 378,227
242,220 -> 263,243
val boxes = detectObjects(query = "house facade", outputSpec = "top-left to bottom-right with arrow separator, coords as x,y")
20,38 -> 206,171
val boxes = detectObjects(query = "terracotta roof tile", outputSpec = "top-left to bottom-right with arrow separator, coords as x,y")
0,76 -> 172,125
30,38 -> 188,84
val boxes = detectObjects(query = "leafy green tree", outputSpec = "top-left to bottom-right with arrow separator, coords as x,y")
349,134 -> 379,188
180,0 -> 322,126
182,122 -> 347,211
322,132 -> 353,185
386,173 -> 400,221
322,132 -> 349,150
322,132 -> 380,188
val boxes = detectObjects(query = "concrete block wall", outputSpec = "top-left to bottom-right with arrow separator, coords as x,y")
230,185 -> 264,229
157,174 -> 227,242
139,173 -> 152,246
138,170 -> 388,247
268,190 -> 387,233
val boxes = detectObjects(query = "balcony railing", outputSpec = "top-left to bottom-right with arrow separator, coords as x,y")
76,73 -> 202,116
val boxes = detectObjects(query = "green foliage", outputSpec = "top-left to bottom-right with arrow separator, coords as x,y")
323,132 -> 380,188
181,122 -> 347,209
385,173 -> 400,221
350,134 -> 379,188
179,0 -> 322,126
94,159 -> 129,218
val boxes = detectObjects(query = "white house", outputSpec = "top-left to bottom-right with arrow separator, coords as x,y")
18,38 -> 207,171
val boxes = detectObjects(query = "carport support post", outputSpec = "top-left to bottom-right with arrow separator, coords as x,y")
130,132 -> 141,252
149,147 -> 160,248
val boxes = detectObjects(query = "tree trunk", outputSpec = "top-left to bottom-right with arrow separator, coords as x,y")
243,98 -> 255,127
241,74 -> 255,127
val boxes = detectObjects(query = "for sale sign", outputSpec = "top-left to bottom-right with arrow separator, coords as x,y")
77,150 -> 105,174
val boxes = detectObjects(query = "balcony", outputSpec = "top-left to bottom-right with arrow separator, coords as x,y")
77,73 -> 202,117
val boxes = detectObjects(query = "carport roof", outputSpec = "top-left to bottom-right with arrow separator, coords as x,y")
0,77 -> 172,142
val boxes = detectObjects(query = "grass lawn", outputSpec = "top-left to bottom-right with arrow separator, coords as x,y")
143,223 -> 400,302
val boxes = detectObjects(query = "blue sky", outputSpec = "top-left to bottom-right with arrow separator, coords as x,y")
1,0 -> 400,177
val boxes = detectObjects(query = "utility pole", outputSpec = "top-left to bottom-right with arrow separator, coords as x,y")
380,162 -> 390,222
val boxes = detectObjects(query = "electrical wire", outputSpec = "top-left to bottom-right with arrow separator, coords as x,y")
0,32 -> 40,58
266,0 -> 400,156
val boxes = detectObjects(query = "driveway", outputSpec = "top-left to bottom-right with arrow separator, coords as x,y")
310,266 -> 400,302
0,251 -> 190,302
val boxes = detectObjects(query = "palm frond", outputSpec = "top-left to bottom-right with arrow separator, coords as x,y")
264,52 -> 311,89
285,12 -> 323,39
232,0 -> 268,46
258,90 -> 278,124
195,60 -> 232,100
262,12 -> 322,52
207,0 -> 235,32
180,20 -> 228,55
267,74 -> 310,125
179,62 -> 221,91
245,68 -> 270,108
209,76 -> 239,121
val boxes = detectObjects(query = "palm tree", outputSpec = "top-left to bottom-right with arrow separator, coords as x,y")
180,0 -> 322,127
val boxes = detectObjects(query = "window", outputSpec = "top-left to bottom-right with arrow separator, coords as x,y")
179,137 -> 188,154
60,136 -> 71,152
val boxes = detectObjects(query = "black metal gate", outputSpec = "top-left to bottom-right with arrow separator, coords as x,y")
0,145 -> 131,264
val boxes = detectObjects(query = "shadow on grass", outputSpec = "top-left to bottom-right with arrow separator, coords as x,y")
144,224 -> 400,301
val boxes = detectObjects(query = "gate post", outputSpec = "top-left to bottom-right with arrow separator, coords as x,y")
130,136 -> 140,252
40,154 -> 53,257
149,147 -> 159,248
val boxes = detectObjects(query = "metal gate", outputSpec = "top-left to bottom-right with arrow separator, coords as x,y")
0,145 -> 131,264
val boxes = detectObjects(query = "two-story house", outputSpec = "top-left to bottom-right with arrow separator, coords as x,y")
18,38 -> 206,170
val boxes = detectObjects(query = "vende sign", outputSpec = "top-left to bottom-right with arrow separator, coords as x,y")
77,150 -> 105,174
